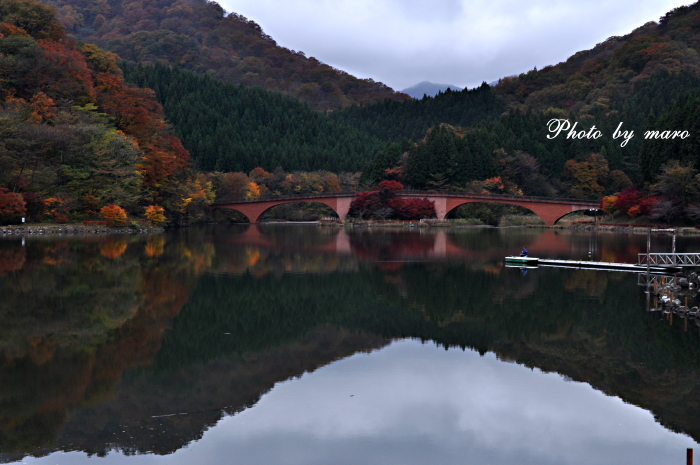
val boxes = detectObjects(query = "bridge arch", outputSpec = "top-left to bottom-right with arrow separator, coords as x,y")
213,196 -> 353,223
550,208 -> 601,225
256,200 -> 340,222
445,200 -> 542,224
439,197 -> 597,226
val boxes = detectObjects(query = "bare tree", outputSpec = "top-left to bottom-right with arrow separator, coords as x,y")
651,199 -> 681,224
372,207 -> 394,220
686,204 -> 700,222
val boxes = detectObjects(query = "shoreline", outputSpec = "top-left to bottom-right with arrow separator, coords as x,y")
320,220 -> 700,235
3,221 -> 700,237
0,224 -> 165,238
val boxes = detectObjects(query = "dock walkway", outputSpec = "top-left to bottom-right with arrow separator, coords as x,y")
537,259 -> 681,273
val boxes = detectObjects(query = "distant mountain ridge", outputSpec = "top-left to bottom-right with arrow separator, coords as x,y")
401,81 -> 463,98
40,0 -> 409,111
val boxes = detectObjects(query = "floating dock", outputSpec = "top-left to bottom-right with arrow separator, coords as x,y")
537,259 -> 681,273
505,256 -> 539,266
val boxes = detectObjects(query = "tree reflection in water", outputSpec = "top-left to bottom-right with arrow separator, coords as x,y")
0,225 -> 698,461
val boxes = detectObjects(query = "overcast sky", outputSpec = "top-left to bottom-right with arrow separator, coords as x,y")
216,0 -> 693,91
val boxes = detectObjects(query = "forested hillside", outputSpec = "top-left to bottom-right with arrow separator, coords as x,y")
494,4 -> 700,113
0,0 -> 209,225
122,63 -> 384,172
39,0 -> 408,110
369,70 -> 700,179
331,83 -> 505,141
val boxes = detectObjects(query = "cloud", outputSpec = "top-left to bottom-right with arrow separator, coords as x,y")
220,0 -> 691,90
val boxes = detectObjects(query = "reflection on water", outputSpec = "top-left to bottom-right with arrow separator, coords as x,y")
1,225 -> 699,464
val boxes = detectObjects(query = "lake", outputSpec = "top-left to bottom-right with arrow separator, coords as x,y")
1,225 -> 699,465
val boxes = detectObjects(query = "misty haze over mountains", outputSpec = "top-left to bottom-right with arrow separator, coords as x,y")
401,81 -> 463,98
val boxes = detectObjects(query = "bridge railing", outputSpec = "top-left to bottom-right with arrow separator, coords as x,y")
211,190 -> 601,206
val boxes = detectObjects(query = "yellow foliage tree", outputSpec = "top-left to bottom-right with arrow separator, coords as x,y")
144,205 -> 166,225
246,182 -> 261,200
565,159 -> 603,199
601,195 -> 617,214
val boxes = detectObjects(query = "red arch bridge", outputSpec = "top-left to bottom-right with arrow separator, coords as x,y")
211,192 -> 600,225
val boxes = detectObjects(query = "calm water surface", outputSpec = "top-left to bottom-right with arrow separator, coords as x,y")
1,225 -> 700,464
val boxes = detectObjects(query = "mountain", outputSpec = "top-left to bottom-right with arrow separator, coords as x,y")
401,81 -> 463,98
39,0 -> 409,111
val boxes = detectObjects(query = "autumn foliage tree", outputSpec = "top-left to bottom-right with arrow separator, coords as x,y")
348,181 -> 435,220
613,187 -> 658,218
144,205 -> 166,225
100,204 -> 127,224
600,195 -> 617,214
27,92 -> 54,123
0,188 -> 26,224
377,180 -> 404,192
245,182 -> 261,200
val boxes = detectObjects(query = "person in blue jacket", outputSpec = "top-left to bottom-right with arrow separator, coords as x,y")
520,247 -> 528,257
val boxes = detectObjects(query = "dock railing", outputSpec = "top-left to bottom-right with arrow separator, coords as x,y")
638,253 -> 700,266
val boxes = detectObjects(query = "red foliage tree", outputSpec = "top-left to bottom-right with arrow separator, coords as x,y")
389,198 -> 436,220
0,188 -> 26,224
377,180 -> 404,192
614,187 -> 646,216
639,196 -> 659,216
349,181 -> 435,220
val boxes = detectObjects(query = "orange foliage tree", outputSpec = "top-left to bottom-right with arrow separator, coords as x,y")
28,91 -> 54,123
100,204 -> 127,224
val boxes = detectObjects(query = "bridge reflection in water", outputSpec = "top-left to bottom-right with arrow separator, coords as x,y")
227,225 -> 583,262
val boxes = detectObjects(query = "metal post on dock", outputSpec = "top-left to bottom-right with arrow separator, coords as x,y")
647,228 -> 651,274
673,230 -> 677,265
